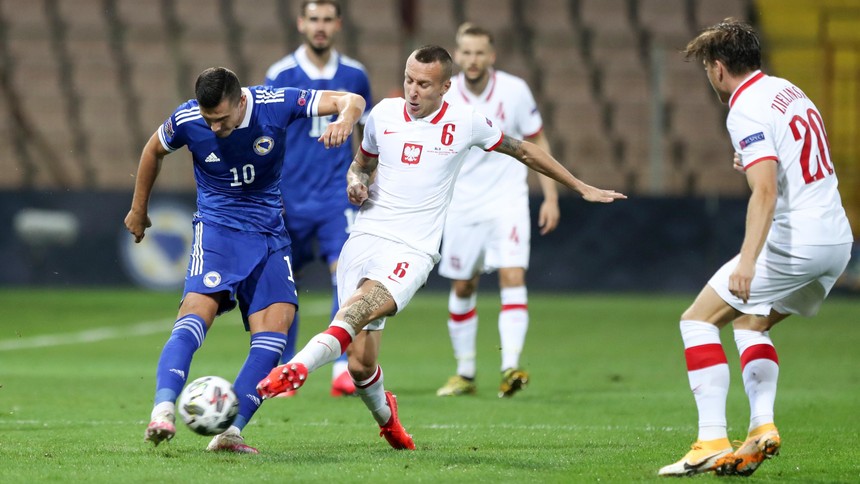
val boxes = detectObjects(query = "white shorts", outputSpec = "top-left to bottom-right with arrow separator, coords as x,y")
438,208 -> 531,280
337,233 -> 435,330
708,241 -> 852,317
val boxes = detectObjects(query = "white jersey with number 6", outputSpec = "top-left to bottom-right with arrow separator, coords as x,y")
729,71 -> 853,246
355,98 -> 504,259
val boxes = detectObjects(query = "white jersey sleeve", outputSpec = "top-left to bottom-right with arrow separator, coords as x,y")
471,110 -> 505,151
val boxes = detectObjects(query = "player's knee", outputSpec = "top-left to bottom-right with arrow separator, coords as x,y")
452,277 -> 478,298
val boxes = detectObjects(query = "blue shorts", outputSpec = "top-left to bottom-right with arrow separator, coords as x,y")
183,219 -> 298,329
284,203 -> 356,272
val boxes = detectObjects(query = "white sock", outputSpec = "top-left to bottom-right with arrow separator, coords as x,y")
353,365 -> 391,426
499,286 -> 528,371
680,320 -> 729,441
448,290 -> 478,378
151,401 -> 175,420
734,329 -> 779,432
290,320 -> 356,373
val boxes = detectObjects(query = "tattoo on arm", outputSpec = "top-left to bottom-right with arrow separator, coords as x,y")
343,281 -> 394,331
497,135 -> 523,158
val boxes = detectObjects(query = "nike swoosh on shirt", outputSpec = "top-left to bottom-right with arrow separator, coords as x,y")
383,129 -> 398,134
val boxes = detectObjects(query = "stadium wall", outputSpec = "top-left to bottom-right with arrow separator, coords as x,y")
1,189 -> 770,293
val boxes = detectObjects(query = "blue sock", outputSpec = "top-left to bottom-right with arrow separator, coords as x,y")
232,331 -> 287,430
279,311 -> 299,364
153,314 -> 208,405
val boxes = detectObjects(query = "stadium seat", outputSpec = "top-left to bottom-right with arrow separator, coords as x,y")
695,0 -> 750,27
521,0 -> 579,45
637,0 -> 693,44
463,0 -> 518,55
56,0 -> 108,40
578,0 -> 635,36
413,0 -> 457,49
114,0 -> 165,40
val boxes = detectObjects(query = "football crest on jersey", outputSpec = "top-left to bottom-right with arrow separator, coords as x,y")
297,90 -> 309,106
253,136 -> 274,155
203,271 -> 222,288
402,143 -> 423,165
163,117 -> 174,139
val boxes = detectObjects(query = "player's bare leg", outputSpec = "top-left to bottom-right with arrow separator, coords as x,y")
257,280 -> 395,397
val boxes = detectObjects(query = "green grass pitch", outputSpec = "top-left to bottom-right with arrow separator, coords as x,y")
1,288 -> 858,482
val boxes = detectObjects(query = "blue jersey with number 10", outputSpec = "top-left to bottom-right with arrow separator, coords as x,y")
265,47 -> 372,214
158,86 -> 320,235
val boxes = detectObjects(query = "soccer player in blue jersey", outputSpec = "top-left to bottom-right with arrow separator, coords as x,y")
125,66 -> 364,453
264,0 -> 373,397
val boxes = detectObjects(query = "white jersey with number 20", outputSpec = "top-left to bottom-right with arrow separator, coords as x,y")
729,71 -> 852,246
355,98 -> 504,259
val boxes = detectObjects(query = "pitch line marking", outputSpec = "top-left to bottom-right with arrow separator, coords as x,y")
0,301 -> 330,352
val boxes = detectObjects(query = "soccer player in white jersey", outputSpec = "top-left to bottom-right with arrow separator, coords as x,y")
658,19 -> 853,477
265,0 -> 373,398
256,45 -> 625,450
435,23 -> 560,399
125,67 -> 364,453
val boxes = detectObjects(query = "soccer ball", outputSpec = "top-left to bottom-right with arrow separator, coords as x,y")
177,376 -> 239,436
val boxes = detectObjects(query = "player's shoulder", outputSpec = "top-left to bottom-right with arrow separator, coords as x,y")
265,53 -> 299,81
371,97 -> 404,114
494,70 -> 533,94
171,98 -> 203,127
337,53 -> 368,74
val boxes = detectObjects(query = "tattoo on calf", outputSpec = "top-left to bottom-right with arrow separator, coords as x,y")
343,281 -> 394,330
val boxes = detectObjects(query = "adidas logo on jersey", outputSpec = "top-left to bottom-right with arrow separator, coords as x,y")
204,152 -> 221,163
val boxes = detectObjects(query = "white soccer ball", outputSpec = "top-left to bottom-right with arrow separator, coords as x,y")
177,376 -> 239,436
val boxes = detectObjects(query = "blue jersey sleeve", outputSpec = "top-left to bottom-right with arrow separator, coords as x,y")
254,85 -> 320,126
157,101 -> 199,152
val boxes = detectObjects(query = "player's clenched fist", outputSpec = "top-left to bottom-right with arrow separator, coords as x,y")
318,120 -> 353,149
347,182 -> 369,205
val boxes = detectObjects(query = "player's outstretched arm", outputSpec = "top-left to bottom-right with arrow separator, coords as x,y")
346,150 -> 378,206
316,91 -> 367,149
124,131 -> 169,243
495,135 -> 626,203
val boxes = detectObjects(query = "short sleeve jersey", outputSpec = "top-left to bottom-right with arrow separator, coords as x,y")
158,86 -> 321,234
355,98 -> 504,258
728,71 -> 852,246
265,46 -> 373,214
444,70 -> 543,222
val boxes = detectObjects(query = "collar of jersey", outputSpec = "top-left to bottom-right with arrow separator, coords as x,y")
729,70 -> 765,108
456,69 -> 497,103
238,87 -> 253,129
295,45 -> 339,80
402,100 -> 449,124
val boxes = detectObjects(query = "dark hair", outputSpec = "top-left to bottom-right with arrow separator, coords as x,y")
195,67 -> 242,109
456,22 -> 495,46
301,0 -> 341,17
684,17 -> 761,75
412,45 -> 454,80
